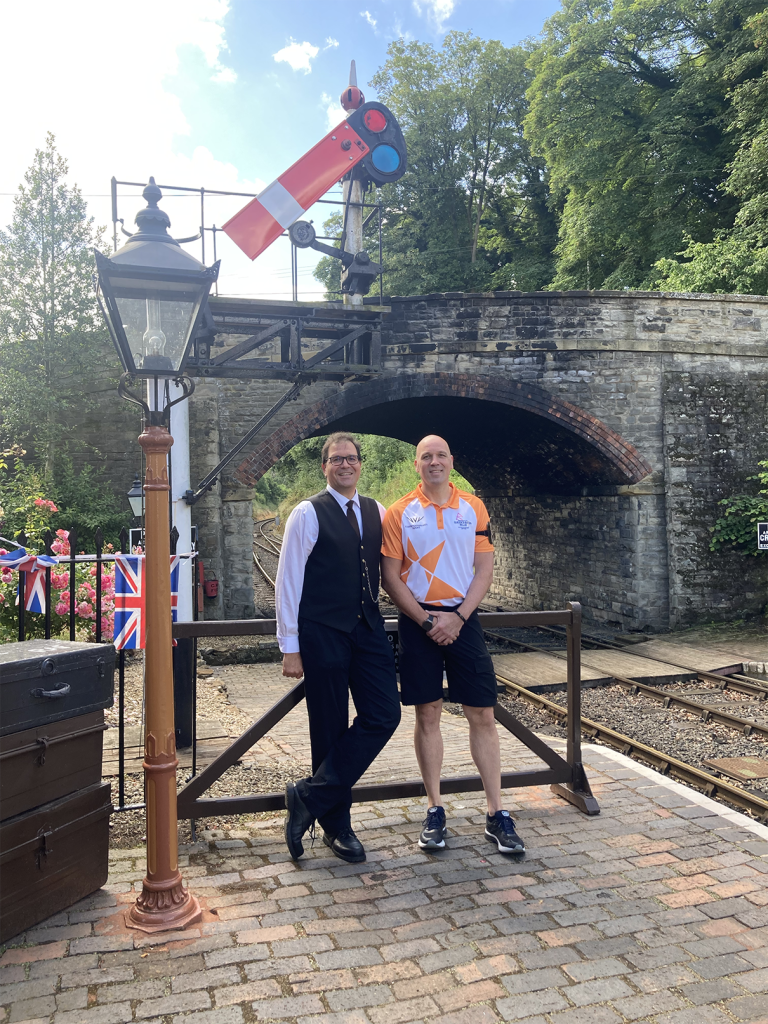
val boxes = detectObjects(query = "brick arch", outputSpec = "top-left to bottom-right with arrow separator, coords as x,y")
236,372 -> 652,493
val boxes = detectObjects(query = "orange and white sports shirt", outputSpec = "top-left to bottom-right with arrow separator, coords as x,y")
381,482 -> 493,606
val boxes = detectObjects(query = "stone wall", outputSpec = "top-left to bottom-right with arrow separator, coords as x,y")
182,289 -> 768,630
485,488 -> 670,631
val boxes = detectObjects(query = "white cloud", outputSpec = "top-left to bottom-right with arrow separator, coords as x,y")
413,0 -> 456,32
321,93 -> 349,132
324,37 -> 340,49
0,0 -> 323,301
361,10 -> 378,30
272,39 -> 320,74
212,65 -> 238,84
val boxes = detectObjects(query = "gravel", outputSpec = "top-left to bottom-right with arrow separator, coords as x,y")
106,650 -> 311,849
494,681 -> 768,812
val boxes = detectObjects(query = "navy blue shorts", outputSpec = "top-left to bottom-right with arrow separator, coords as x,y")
398,606 -> 498,707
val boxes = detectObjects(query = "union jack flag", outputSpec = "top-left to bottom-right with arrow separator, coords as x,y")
0,548 -> 58,614
114,554 -> 145,650
170,555 -> 180,623
113,554 -> 183,650
24,570 -> 47,614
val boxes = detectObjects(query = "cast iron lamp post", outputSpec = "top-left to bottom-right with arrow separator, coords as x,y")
95,179 -> 219,932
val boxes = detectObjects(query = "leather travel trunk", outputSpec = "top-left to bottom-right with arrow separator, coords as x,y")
0,710 -> 107,821
0,639 -> 115,736
0,782 -> 112,942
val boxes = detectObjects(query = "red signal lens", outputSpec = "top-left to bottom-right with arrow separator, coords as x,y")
363,109 -> 387,133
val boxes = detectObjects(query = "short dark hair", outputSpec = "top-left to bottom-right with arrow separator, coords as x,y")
322,431 -> 361,463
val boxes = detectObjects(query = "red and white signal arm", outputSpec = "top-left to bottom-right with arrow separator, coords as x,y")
758,522 -> 768,551
223,101 -> 407,261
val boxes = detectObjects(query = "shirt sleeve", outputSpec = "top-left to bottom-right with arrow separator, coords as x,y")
470,497 -> 494,553
376,500 -> 386,523
275,501 -> 318,654
381,501 -> 405,560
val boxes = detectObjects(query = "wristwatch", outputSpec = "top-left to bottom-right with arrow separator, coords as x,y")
421,614 -> 436,632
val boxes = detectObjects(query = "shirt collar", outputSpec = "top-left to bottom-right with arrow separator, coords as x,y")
416,481 -> 459,510
326,485 -> 359,508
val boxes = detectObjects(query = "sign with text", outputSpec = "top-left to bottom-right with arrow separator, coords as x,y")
759,522 -> 768,551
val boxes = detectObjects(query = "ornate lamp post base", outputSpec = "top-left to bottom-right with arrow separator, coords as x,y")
127,873 -> 201,933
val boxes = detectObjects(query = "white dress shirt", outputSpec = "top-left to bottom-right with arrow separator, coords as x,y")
275,486 -> 386,653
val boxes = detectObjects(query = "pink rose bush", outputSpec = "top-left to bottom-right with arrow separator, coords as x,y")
0,528 -> 116,642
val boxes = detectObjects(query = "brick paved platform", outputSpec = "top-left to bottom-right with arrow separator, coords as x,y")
3,668 -> 768,1024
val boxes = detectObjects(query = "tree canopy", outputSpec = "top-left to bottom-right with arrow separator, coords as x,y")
315,2 -> 768,298
0,134 -> 115,475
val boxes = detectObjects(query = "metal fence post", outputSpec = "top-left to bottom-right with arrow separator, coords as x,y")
44,529 -> 53,640
68,528 -> 77,641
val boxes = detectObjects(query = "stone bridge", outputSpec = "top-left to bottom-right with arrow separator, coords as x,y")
188,289 -> 768,632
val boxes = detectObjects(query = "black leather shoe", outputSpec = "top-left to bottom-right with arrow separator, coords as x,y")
285,781 -> 315,860
322,826 -> 366,863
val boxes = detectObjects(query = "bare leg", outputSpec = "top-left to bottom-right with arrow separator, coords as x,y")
464,705 -> 502,814
414,700 -> 444,807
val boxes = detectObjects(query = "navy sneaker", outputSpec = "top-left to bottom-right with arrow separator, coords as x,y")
485,810 -> 525,853
419,805 -> 447,849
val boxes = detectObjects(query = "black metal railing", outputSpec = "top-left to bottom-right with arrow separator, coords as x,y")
5,525 -> 199,813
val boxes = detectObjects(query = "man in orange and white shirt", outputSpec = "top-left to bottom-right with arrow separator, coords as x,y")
381,435 -> 524,854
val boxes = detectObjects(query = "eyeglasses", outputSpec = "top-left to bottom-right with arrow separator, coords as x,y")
324,454 -> 361,466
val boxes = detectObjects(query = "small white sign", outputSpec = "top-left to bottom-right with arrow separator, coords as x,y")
759,522 -> 768,551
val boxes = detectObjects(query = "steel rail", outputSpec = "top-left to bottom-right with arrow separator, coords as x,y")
253,539 -> 279,558
486,630 -> 768,735
536,624 -> 767,695
252,549 -> 276,590
495,671 -> 768,824
257,527 -> 282,558
257,520 -> 284,561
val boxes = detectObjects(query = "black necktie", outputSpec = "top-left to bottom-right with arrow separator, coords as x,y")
346,499 -> 360,539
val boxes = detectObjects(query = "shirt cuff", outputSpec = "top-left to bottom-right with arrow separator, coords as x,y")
278,637 -> 300,654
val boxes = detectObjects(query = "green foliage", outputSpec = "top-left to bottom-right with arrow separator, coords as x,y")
710,460 -> 768,555
254,434 -> 473,522
0,133 -> 116,475
0,447 -> 130,553
314,10 -> 768,298
655,9 -> 768,293
0,447 -> 57,549
315,33 -> 556,298
525,0 -> 764,291
49,460 -> 131,550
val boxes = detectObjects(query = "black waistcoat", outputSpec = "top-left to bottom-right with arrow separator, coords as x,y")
298,491 -> 382,632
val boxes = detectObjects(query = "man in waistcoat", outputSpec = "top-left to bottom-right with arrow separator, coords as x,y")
276,431 -> 400,863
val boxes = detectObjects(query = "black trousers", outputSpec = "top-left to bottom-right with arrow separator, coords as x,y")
297,616 -> 400,834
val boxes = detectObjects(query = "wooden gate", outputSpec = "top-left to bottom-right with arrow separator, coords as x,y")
172,605 -> 599,819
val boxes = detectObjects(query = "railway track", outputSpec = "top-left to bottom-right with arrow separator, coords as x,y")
252,518 -> 280,605
485,625 -> 768,821
485,629 -> 768,735
495,669 -> 768,824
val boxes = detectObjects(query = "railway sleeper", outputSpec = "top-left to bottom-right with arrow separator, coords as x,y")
497,673 -> 768,824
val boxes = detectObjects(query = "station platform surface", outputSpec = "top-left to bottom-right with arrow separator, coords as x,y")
3,665 -> 768,1024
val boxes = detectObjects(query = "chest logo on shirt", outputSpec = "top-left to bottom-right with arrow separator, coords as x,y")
454,512 -> 471,529
406,511 -> 426,528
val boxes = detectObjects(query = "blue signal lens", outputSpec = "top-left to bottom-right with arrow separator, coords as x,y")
371,145 -> 400,174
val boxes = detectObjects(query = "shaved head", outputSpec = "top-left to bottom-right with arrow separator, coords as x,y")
416,435 -> 451,457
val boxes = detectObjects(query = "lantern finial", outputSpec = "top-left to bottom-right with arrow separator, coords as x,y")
135,177 -> 172,237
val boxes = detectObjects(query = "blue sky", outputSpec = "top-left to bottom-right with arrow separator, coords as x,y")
2,0 -> 561,300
